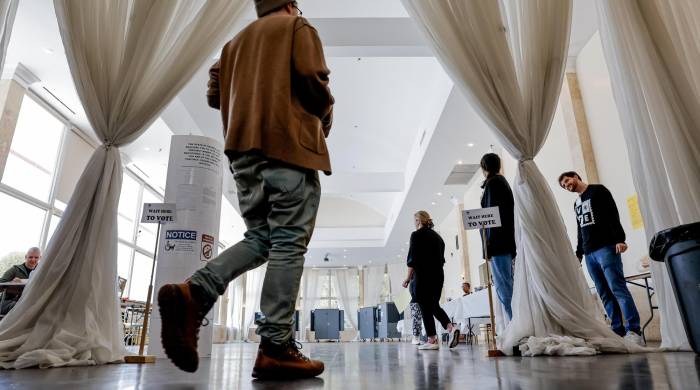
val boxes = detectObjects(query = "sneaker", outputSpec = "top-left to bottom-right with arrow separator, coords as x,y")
411,336 -> 421,345
624,331 -> 645,347
448,327 -> 460,349
157,282 -> 214,372
418,341 -> 439,350
252,339 -> 325,379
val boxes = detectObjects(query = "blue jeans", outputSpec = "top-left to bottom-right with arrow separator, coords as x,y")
491,254 -> 513,320
585,245 -> 641,336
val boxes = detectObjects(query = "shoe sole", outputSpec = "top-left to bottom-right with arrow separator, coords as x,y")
252,366 -> 324,380
158,284 -> 198,373
449,329 -> 460,348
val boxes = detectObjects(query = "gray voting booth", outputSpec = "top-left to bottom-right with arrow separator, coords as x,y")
358,302 -> 401,341
310,309 -> 344,341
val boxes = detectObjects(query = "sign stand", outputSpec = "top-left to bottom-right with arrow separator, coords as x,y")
125,203 -> 176,364
482,230 -> 505,357
463,207 -> 505,357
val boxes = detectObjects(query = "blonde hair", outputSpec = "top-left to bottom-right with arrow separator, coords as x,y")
414,210 -> 434,228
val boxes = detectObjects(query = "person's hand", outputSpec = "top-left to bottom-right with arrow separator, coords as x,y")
12,277 -> 21,283
615,243 -> 628,254
402,279 -> 410,288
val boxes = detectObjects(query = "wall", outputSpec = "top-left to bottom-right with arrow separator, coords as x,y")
436,206 -> 466,300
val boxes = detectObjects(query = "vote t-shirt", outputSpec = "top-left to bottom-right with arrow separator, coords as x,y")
575,184 -> 626,257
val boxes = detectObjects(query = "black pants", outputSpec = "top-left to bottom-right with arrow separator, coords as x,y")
415,270 -> 451,337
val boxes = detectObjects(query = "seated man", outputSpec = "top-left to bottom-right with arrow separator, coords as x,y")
462,282 -> 471,296
0,247 -> 41,314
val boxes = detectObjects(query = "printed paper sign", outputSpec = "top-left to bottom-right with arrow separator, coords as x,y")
462,207 -> 502,230
141,203 -> 177,224
627,194 -> 644,230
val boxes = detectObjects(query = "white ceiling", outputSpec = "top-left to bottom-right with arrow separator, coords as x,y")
3,0 -> 600,268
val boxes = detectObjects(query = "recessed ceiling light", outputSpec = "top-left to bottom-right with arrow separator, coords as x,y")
457,160 -> 463,164
431,201 -> 436,205
368,260 -> 373,264
343,249 -> 347,252
42,48 -> 54,54
144,147 -> 150,151
343,255 -> 347,259
467,143 -> 475,147
436,192 -> 442,196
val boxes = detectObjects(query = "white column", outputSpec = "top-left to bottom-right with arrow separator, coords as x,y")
148,134 -> 224,358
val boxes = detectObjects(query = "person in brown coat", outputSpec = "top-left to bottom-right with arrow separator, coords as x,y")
158,0 -> 333,379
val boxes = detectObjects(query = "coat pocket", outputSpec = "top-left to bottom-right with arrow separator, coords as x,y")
298,110 -> 327,154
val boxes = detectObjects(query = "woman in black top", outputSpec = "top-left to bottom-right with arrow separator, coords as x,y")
402,211 -> 459,350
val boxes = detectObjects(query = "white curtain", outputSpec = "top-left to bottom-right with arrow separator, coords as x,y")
301,269 -> 322,340
596,0 -> 700,351
402,0 -> 638,355
363,265 -> 385,307
0,0 -> 246,368
0,0 -> 18,73
243,265 -> 267,338
333,269 -> 359,330
386,263 -> 406,303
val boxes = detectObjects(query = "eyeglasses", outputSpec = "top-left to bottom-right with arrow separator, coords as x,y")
293,3 -> 302,16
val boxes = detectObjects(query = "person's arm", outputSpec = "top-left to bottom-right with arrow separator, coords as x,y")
292,19 -> 334,134
402,267 -> 414,288
206,60 -> 221,110
0,266 -> 16,283
602,186 -> 628,254
576,220 -> 584,262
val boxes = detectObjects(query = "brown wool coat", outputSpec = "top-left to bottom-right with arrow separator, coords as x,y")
207,15 -> 334,174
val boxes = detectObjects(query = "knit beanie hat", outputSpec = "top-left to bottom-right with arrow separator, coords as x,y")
255,0 -> 294,17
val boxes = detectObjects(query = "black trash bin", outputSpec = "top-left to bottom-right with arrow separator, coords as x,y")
650,221 -> 700,353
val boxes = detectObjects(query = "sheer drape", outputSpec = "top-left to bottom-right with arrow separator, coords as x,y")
386,263 -> 406,303
333,269 -> 359,330
0,0 -> 246,368
402,0 -> 637,355
363,266 -> 385,307
0,0 -> 18,72
596,0 -> 700,351
301,269 -> 322,340
244,265 -> 267,338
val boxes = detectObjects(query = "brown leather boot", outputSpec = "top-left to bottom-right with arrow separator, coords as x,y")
157,282 -> 214,373
252,339 -> 324,380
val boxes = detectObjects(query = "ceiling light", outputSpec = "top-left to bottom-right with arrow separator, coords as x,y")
431,201 -> 436,205
343,249 -> 347,252
467,143 -> 475,147
457,160 -> 463,164
368,260 -> 373,264
343,255 -> 347,259
144,147 -> 150,151
437,192 -> 442,196
42,48 -> 54,54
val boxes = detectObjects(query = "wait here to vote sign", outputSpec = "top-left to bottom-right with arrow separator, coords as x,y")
141,203 -> 177,224
462,207 -> 502,230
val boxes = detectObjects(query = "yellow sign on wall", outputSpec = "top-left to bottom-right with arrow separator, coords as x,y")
627,194 -> 644,230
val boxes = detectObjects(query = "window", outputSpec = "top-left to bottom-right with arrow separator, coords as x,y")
129,252 -> 154,302
1,97 -> 64,202
118,174 -> 140,241
116,170 -> 164,301
0,192 -> 45,258
0,89 -> 166,304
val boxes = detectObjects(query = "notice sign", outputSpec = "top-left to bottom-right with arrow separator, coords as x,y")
462,207 -> 502,230
141,203 -> 177,224
164,229 -> 197,253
